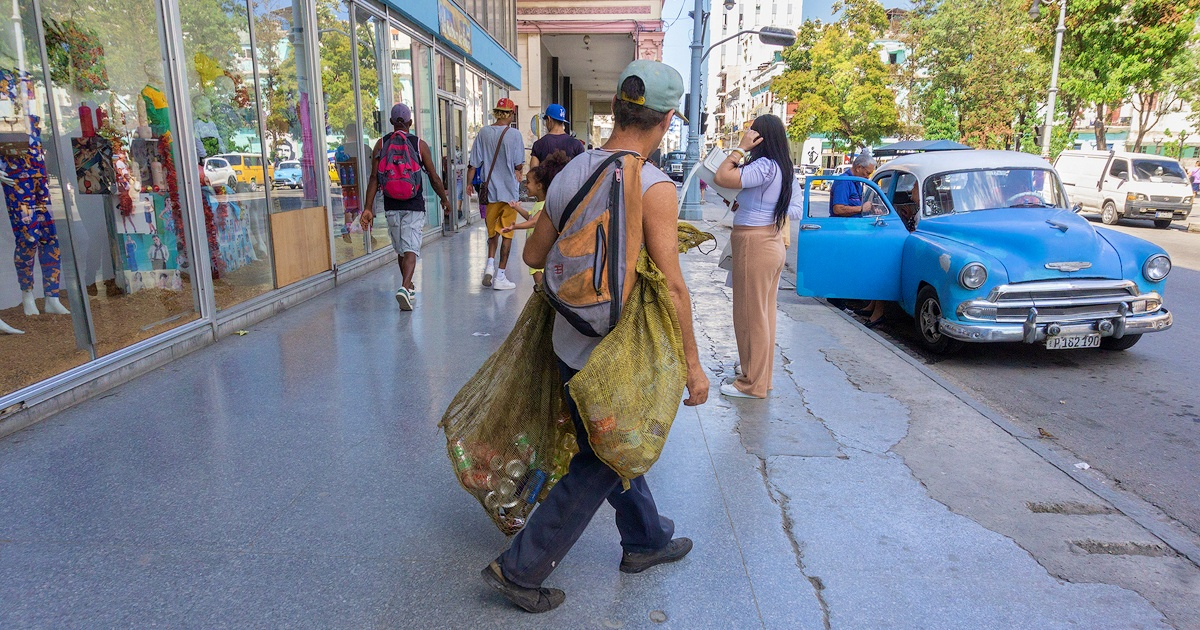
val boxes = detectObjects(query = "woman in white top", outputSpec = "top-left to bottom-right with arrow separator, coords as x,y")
712,114 -> 802,398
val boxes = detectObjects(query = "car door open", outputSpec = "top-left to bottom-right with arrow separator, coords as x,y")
796,175 -> 908,301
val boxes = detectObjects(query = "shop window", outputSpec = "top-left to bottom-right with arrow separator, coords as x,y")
37,0 -> 200,362
180,0 -> 276,309
391,28 -> 439,230
355,6 -> 391,250
319,1 -> 366,264
0,0 -> 91,397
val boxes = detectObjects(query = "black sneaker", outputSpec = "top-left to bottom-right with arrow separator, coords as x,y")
619,537 -> 693,574
481,561 -> 565,613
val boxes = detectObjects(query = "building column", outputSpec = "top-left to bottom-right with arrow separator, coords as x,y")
637,31 -> 664,62
515,32 -> 543,146
571,87 -> 589,145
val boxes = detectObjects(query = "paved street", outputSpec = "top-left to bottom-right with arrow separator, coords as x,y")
3,218 -> 1197,627
793,192 -> 1200,548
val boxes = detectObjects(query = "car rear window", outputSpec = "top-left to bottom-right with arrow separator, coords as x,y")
281,161 -> 300,169
221,155 -> 243,166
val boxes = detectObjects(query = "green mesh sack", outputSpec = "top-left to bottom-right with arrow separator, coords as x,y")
439,291 -> 578,535
568,250 -> 687,487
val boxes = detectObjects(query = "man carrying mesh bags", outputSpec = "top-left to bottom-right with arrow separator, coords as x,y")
479,61 -> 710,613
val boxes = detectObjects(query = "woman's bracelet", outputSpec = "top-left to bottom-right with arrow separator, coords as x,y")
728,147 -> 746,161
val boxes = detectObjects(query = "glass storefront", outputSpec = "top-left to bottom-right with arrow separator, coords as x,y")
0,0 -> 517,404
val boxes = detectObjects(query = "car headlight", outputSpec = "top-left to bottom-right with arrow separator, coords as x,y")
959,262 -> 988,290
1183,196 -> 1193,204
1126,192 -> 1148,201
1143,254 -> 1171,282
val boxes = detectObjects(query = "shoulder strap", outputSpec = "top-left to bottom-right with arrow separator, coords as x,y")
556,151 -> 635,233
483,126 -> 511,192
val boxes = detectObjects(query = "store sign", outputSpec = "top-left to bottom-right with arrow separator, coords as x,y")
438,0 -> 472,55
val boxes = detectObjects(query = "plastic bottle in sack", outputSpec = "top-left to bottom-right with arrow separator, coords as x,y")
451,439 -> 473,472
523,470 -> 548,504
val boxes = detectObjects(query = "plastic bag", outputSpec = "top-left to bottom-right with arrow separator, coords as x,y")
439,291 -> 578,535
568,251 -> 687,486
677,221 -> 717,254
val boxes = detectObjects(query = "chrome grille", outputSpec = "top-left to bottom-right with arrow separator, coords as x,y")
982,280 -> 1141,323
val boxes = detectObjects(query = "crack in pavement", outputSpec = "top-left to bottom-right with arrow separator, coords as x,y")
759,458 -> 832,630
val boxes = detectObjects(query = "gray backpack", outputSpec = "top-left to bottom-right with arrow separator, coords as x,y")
544,151 -> 644,337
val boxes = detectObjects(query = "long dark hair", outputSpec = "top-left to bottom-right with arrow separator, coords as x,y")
747,114 -> 793,230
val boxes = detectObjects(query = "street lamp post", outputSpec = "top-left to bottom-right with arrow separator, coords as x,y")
680,5 -> 797,219
1031,0 -> 1067,159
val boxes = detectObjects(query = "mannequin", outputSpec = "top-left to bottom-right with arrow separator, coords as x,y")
0,68 -> 68,316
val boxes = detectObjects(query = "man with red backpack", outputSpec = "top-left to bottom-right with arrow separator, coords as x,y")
361,103 -> 450,311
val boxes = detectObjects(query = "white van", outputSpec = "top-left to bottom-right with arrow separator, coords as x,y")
1055,150 -> 1193,229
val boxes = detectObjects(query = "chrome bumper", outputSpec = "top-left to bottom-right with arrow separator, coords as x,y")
939,308 -> 1173,343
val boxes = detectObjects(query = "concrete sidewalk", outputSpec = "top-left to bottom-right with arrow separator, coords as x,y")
0,218 -> 1196,628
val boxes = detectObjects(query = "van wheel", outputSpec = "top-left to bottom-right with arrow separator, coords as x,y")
1153,219 -> 1173,229
915,286 -> 964,355
1100,334 -> 1141,351
1101,201 -> 1120,225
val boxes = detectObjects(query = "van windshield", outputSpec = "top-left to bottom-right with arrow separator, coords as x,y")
923,168 -> 1066,216
1131,159 -> 1187,184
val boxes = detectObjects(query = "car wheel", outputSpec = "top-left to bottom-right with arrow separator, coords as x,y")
1099,334 -> 1141,351
1101,201 -> 1120,225
1153,219 -> 1173,229
914,286 -> 964,355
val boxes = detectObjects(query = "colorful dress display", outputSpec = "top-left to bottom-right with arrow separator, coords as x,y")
0,69 -> 61,299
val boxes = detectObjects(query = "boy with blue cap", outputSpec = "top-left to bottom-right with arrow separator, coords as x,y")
480,60 -> 709,614
529,103 -> 583,170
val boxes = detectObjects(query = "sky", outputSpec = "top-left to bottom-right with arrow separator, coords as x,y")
660,0 -> 911,83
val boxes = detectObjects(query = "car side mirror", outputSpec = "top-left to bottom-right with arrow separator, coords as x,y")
1117,172 -> 1128,182
1072,202 -> 1083,214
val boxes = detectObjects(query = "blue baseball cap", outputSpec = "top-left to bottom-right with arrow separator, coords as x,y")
544,104 -> 568,122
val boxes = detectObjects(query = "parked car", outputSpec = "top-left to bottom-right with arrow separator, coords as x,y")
1055,150 -> 1193,229
203,157 -> 237,190
664,151 -> 686,182
273,160 -> 303,189
215,153 -> 275,191
812,166 -> 847,191
796,150 -> 1173,353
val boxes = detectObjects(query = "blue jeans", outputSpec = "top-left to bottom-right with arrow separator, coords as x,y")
498,360 -> 674,588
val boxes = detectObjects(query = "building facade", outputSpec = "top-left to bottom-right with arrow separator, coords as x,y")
512,0 -> 666,150
0,0 -> 518,435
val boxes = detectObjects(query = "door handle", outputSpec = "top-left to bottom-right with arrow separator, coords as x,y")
800,224 -> 821,231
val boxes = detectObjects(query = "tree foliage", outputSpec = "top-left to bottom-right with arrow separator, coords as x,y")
1048,0 -> 1200,150
771,0 -> 900,151
906,0 -> 1044,150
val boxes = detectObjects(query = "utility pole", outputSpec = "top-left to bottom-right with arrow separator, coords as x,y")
680,0 -> 708,220
1033,0 -> 1067,159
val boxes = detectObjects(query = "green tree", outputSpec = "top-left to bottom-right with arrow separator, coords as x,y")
907,0 -> 1044,149
771,0 -> 900,151
1048,0 -> 1200,151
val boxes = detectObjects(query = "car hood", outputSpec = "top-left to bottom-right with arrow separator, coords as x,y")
916,208 -> 1124,282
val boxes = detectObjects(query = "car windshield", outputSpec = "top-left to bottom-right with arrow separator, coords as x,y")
1131,159 -> 1187,184
922,168 -> 1066,216
220,154 -> 243,166
667,152 -> 685,161
280,161 -> 300,169
206,158 -> 227,168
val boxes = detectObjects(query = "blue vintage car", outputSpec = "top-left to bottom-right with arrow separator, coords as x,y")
797,150 -> 1173,353
273,160 -> 302,189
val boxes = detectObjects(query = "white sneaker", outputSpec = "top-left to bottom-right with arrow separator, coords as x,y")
492,275 -> 517,291
720,382 -> 761,399
395,288 -> 413,311
482,262 -> 495,287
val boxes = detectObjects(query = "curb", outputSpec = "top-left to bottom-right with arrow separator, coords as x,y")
821,300 -> 1200,570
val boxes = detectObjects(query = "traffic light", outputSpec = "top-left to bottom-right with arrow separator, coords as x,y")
1032,125 -> 1045,148
701,112 -> 709,135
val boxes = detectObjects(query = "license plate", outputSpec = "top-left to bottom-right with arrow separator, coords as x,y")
1045,333 -> 1101,350
1156,211 -> 1173,219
